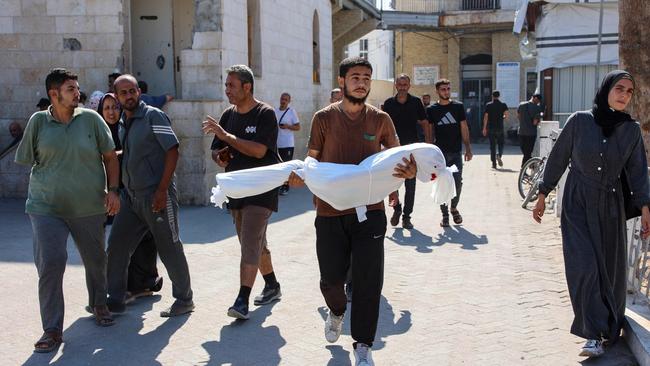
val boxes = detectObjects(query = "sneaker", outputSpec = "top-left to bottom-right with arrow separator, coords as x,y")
402,217 -> 413,230
227,296 -> 249,320
324,310 -> 344,343
579,339 -> 604,357
492,163 -> 497,169
253,283 -> 282,306
354,343 -> 374,365
390,207 -> 401,226
160,299 -> 195,317
440,215 -> 450,227
150,276 -> 163,292
497,155 -> 503,167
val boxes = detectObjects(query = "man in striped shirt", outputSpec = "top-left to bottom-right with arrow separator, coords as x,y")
106,75 -> 195,318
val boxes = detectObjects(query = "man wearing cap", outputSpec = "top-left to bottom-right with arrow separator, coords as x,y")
517,94 -> 543,167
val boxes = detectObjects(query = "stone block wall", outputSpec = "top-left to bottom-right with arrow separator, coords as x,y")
219,0 -> 333,159
0,0 -> 127,127
165,100 -> 230,205
0,146 -> 30,198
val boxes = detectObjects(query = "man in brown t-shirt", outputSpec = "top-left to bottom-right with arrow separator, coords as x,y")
290,57 -> 416,364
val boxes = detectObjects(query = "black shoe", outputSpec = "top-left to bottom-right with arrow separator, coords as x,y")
107,301 -> 126,314
440,215 -> 450,228
497,155 -> 503,167
402,217 -> 413,230
160,300 -> 195,317
253,283 -> 282,306
492,163 -> 497,169
390,208 -> 402,226
227,296 -> 249,320
151,277 -> 163,292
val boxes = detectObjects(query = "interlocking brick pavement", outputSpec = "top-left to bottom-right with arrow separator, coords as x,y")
0,145 -> 639,365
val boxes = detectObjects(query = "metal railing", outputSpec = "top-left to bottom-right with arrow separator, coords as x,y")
627,217 -> 650,307
390,0 -> 500,13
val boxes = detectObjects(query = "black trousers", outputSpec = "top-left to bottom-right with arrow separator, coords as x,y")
519,135 -> 536,167
440,152 -> 463,215
127,232 -> 159,292
392,178 -> 416,219
278,147 -> 294,192
107,217 -> 159,293
488,131 -> 504,164
315,210 -> 386,346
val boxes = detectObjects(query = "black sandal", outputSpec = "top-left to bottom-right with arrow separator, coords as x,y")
86,305 -> 115,327
34,331 -> 62,353
450,209 -> 463,224
440,215 -> 450,227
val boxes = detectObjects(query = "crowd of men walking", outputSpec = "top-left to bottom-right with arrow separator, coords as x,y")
14,57 -> 547,366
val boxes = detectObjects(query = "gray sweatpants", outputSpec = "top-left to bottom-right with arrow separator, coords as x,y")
107,188 -> 192,305
29,213 -> 107,333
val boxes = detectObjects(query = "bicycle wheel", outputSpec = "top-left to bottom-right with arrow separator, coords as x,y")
518,157 -> 543,199
521,161 -> 545,208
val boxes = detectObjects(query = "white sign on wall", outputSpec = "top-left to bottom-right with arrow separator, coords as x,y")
413,65 -> 440,85
496,62 -> 520,107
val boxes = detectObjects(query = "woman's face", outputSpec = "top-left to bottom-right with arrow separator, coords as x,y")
607,78 -> 634,111
102,97 -> 120,125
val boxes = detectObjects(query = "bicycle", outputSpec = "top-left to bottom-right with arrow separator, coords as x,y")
518,130 -> 559,208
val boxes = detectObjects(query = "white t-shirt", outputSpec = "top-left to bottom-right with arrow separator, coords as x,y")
274,107 -> 299,148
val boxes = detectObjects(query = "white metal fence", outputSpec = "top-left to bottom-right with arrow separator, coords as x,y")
627,218 -> 650,307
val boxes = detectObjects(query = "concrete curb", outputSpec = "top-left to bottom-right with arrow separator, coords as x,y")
625,296 -> 650,366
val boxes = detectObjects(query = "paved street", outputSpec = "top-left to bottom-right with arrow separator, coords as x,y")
0,145 -> 639,365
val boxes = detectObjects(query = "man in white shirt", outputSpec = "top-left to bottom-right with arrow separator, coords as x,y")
275,92 -> 300,195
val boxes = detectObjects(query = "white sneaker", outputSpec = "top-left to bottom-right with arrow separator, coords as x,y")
579,339 -> 604,357
324,311 -> 344,343
354,343 -> 374,365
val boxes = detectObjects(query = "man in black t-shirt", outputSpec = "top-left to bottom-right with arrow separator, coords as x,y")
202,65 -> 281,320
483,90 -> 509,169
427,79 -> 473,228
382,74 -> 430,229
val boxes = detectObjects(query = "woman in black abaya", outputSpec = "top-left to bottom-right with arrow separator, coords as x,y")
532,70 -> 650,358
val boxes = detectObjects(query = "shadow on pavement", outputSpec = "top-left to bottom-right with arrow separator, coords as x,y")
201,301 -> 286,365
387,228 -> 433,253
22,295 -> 189,366
317,295 -> 412,356
388,225 -> 488,251
432,225 -> 488,250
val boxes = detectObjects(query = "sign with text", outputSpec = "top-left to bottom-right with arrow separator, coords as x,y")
496,62 -> 520,107
413,65 -> 440,85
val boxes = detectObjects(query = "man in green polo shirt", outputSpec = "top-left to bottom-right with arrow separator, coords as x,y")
15,68 -> 120,353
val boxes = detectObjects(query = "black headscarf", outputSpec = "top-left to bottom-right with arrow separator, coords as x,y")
592,69 -> 635,137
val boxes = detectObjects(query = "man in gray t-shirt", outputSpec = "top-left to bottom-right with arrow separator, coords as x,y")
517,94 -> 543,166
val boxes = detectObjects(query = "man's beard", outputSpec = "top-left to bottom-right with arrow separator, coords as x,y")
122,99 -> 139,111
438,95 -> 450,101
343,85 -> 369,105
58,94 -> 78,108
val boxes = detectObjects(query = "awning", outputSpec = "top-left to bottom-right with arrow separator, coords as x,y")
535,3 -> 618,72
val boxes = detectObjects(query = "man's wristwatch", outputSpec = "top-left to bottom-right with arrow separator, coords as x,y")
108,186 -> 119,193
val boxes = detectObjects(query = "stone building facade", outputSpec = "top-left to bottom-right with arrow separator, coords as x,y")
0,0 -> 333,204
